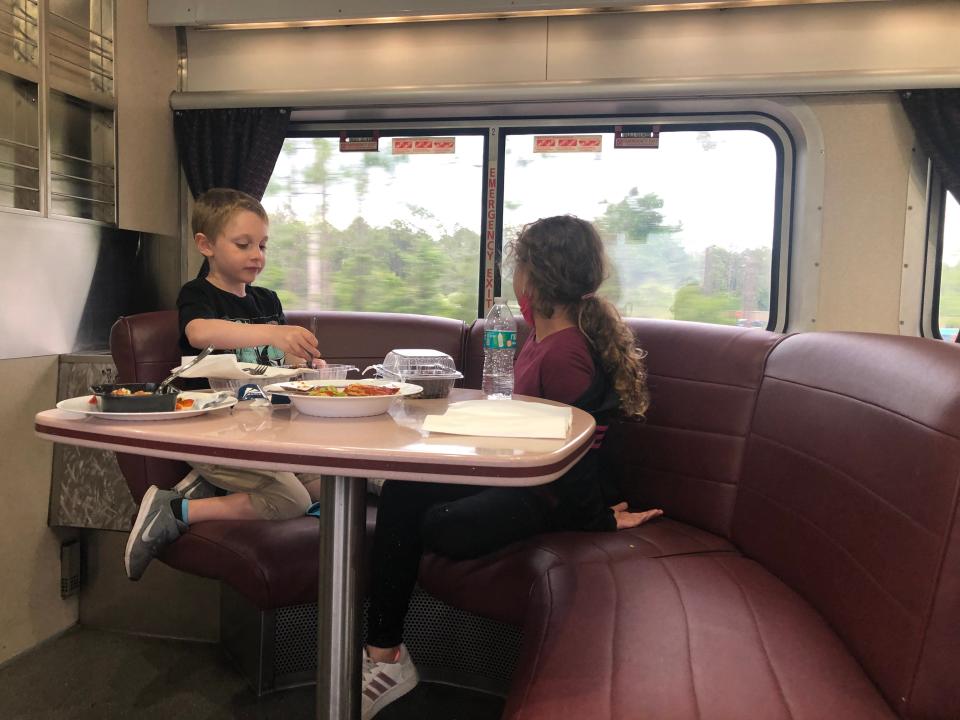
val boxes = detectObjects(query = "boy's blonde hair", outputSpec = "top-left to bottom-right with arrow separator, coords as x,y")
192,188 -> 268,241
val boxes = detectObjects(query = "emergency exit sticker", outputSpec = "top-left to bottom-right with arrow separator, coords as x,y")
614,125 -> 660,149
340,131 -> 379,152
392,137 -> 456,154
533,135 -> 602,153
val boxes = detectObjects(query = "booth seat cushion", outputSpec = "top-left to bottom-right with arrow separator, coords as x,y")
504,556 -> 895,720
161,517 -> 321,610
420,518 -> 736,625
159,502 -> 379,610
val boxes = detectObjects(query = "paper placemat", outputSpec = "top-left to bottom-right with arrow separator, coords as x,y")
422,399 -> 572,439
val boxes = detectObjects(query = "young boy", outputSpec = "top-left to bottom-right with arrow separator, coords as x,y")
125,188 -> 324,581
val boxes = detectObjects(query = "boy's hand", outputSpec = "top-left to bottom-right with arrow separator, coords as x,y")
286,354 -> 327,368
269,325 -> 321,360
610,502 -> 663,530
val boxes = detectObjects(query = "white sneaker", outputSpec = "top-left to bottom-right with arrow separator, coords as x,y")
361,644 -> 419,720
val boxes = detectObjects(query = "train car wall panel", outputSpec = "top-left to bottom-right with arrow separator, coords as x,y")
116,0 -> 179,236
808,94 -> 915,334
547,2 -> 960,84
0,355 -> 78,666
184,18 -> 548,92
181,1 -> 960,94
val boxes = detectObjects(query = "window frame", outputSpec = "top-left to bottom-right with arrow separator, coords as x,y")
924,170 -> 952,340
286,109 -> 795,327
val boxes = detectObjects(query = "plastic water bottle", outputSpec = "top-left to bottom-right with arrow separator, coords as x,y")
482,297 -> 517,399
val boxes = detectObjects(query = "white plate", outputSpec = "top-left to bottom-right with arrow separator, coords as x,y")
56,392 -> 238,421
264,379 -> 423,418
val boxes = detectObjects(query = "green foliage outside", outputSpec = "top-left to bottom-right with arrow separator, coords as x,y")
261,143 -> 771,326
671,284 -> 741,324
939,262 -> 960,335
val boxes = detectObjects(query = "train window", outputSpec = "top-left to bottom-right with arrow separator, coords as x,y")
500,128 -> 778,327
937,189 -> 960,342
261,134 -> 485,322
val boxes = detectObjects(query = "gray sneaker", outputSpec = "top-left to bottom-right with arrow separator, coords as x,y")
173,469 -> 217,499
124,486 -> 187,581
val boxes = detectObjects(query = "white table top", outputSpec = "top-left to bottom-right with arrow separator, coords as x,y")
35,389 -> 596,485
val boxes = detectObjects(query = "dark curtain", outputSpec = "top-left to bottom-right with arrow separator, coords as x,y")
901,90 -> 960,201
173,107 -> 291,276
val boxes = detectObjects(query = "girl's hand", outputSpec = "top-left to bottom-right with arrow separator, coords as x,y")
269,325 -> 321,360
610,502 -> 663,530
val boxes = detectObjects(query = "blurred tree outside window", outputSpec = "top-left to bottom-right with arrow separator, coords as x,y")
260,128 -> 779,327
500,130 -> 776,327
261,136 -> 484,323
937,190 -> 960,341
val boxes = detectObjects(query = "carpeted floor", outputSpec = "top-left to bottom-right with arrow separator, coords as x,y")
0,627 -> 504,720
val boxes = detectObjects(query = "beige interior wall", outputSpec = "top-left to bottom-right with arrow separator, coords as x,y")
806,94 -> 916,333
185,17 -> 549,91
0,357 -> 78,665
545,1 -> 960,83
183,0 -> 960,92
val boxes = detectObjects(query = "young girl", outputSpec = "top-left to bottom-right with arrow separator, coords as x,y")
360,215 -> 663,720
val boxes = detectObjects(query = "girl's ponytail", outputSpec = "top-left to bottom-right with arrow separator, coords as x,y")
578,296 -> 649,417
510,214 -> 650,417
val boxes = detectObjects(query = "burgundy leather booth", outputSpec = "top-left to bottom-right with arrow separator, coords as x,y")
111,311 -> 960,719
109,310 -> 467,609
489,328 -> 958,720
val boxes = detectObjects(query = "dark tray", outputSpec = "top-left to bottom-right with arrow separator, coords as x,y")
89,383 -> 178,413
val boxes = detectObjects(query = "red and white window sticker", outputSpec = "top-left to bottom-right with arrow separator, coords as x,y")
392,137 -> 456,155
533,135 -> 602,153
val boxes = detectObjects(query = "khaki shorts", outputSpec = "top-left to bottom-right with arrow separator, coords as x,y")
190,463 -> 321,520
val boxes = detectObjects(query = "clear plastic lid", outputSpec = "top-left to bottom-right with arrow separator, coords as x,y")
365,349 -> 463,380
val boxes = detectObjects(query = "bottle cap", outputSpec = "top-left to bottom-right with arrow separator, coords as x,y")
494,296 -> 504,303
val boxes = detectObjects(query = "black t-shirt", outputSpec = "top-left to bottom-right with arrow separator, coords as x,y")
177,278 -> 287,364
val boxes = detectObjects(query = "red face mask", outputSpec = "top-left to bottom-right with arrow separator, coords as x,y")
517,292 -> 535,327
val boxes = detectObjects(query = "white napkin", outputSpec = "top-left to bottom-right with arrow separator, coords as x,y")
190,391 -> 233,410
175,355 -> 300,381
422,399 -> 572,439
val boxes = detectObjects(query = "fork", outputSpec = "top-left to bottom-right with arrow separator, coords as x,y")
245,364 -> 269,376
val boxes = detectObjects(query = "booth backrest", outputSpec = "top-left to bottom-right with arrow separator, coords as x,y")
604,319 -> 785,537
464,318 -> 784,538
110,311 -> 191,503
111,310 -> 183,386
286,310 -> 467,374
732,332 -> 960,718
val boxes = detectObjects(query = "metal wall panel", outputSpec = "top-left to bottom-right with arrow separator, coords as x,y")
0,71 -> 39,212
0,211 -> 180,359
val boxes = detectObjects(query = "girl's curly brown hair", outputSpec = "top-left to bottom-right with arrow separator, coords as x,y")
507,215 -> 649,417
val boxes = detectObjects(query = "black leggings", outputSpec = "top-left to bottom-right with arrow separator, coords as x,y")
365,479 -> 550,649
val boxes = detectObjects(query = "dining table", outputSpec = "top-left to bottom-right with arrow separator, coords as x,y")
34,387 -> 596,720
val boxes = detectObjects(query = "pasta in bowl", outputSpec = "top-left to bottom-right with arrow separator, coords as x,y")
264,379 -> 423,417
